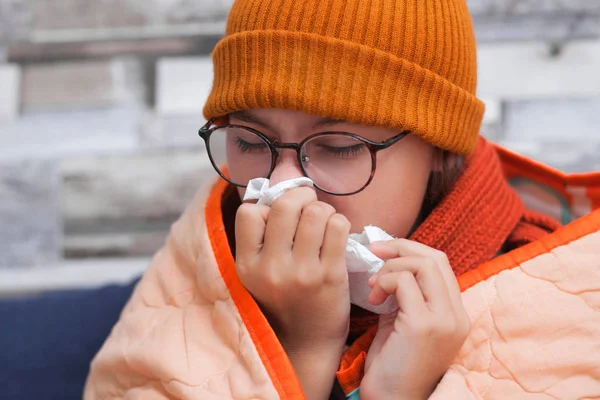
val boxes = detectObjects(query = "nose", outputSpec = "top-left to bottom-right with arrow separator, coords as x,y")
268,148 -> 305,185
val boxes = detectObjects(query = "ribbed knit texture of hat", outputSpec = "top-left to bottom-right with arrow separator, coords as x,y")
204,0 -> 485,155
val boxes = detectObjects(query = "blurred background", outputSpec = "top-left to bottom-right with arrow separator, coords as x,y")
1,0 -> 599,296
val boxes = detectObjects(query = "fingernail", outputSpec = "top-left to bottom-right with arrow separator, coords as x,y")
370,241 -> 387,250
368,275 -> 376,286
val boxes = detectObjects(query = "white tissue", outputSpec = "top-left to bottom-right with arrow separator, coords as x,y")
243,178 -> 398,315
346,226 -> 398,314
243,177 -> 314,206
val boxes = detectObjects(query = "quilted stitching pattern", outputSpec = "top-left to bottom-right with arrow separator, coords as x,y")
84,187 -> 279,399
434,231 -> 600,399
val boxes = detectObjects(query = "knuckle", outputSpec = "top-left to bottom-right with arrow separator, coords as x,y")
295,270 -> 320,289
264,271 -> 282,288
439,252 -> 450,263
411,318 -> 435,336
301,207 -> 322,222
397,270 -> 414,283
303,202 -> 332,221
236,203 -> 255,221
376,262 -> 391,276
435,250 -> 450,265
328,213 -> 351,233
421,257 -> 438,270
317,201 -> 336,215
381,258 -> 398,269
395,238 -> 411,248
271,197 -> 295,213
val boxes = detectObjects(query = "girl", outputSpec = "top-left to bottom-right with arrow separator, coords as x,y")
85,0 -> 600,399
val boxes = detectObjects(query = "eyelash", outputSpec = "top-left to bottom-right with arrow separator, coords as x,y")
321,144 -> 367,158
234,137 -> 268,153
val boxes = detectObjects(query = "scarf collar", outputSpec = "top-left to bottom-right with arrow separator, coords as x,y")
411,137 -> 523,275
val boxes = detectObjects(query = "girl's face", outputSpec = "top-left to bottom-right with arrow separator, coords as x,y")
229,108 -> 434,238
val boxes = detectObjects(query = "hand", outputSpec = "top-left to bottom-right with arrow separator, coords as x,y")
360,239 -> 470,400
235,187 -> 351,399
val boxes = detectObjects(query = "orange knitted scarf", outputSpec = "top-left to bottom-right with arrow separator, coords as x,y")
347,138 -> 561,338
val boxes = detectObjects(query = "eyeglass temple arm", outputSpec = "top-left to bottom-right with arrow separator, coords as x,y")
378,130 -> 410,148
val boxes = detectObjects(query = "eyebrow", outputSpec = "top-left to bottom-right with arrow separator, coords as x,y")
229,110 -> 346,131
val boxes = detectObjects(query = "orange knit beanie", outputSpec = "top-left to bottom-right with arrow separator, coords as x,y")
203,0 -> 485,155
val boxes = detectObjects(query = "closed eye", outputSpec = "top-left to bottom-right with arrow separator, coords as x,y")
318,143 -> 367,158
234,137 -> 269,153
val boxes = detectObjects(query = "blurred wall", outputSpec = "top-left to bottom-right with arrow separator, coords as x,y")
0,0 -> 599,290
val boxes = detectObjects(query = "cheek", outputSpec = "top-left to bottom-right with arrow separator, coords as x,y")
319,185 -> 426,237
318,142 -> 433,237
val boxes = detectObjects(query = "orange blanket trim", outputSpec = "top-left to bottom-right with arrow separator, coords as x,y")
495,144 -> 600,188
335,209 -> 600,395
458,208 -> 600,292
206,177 -> 305,400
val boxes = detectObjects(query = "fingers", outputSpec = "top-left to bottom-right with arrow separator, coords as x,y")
293,202 -> 337,260
321,214 -> 351,269
371,239 -> 462,310
369,257 -> 452,312
235,203 -> 271,261
369,271 -> 427,315
371,238 -> 442,260
262,187 -> 318,256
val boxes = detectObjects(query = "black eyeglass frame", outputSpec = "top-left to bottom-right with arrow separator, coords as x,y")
198,119 -> 410,196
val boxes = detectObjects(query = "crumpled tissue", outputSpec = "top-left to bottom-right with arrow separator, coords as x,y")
243,177 -> 398,314
244,177 -> 314,206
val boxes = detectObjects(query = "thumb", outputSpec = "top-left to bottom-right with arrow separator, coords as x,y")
369,241 -> 401,260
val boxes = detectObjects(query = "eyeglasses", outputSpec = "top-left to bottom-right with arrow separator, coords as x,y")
198,119 -> 409,196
